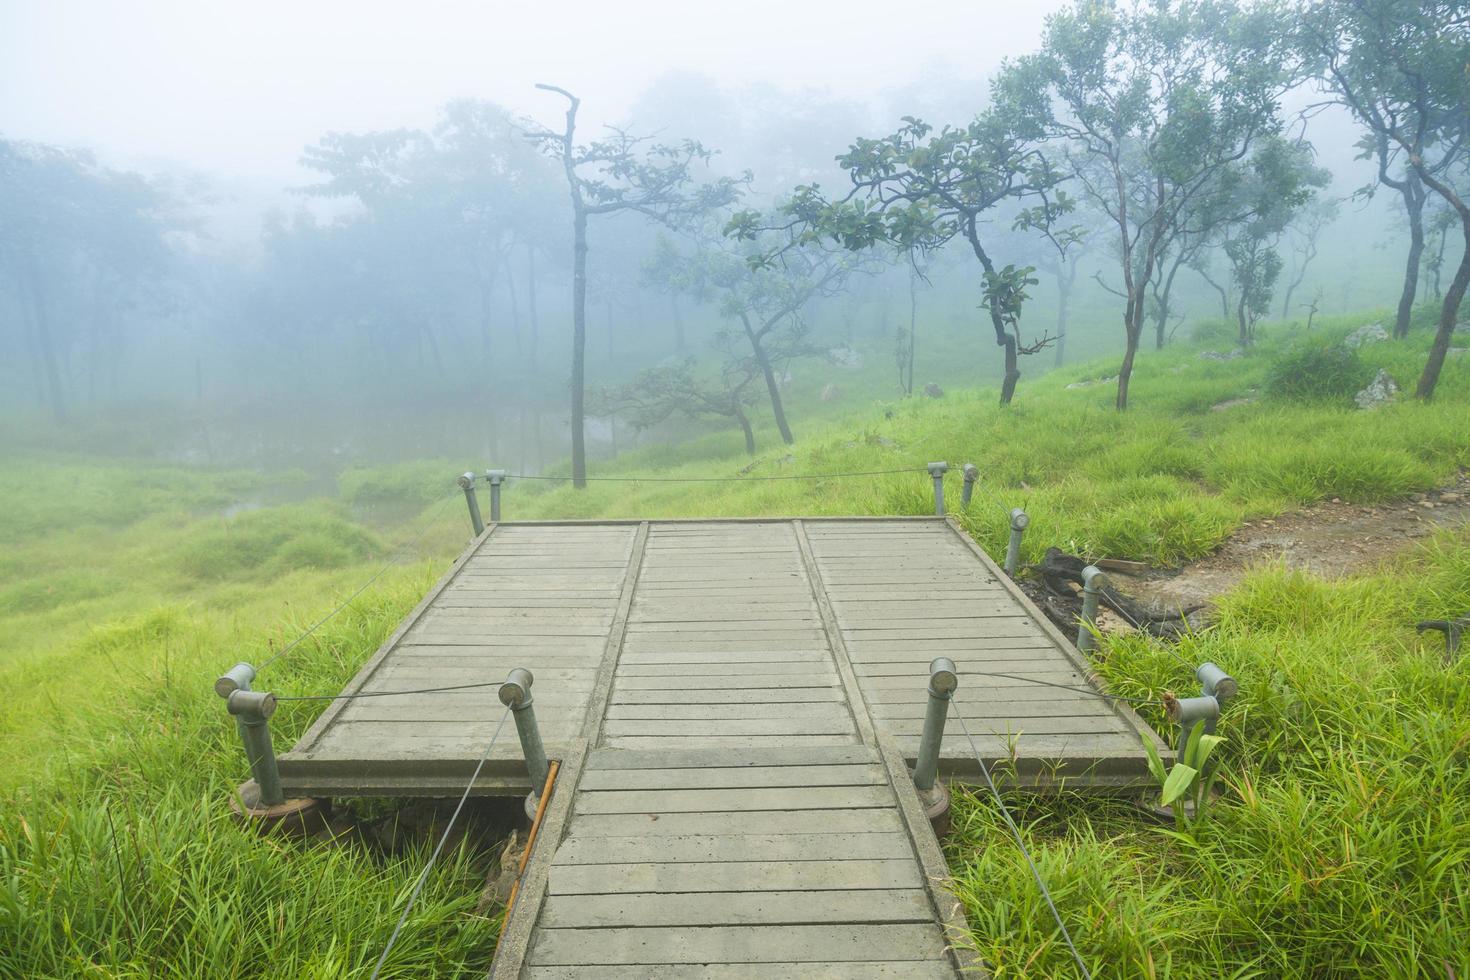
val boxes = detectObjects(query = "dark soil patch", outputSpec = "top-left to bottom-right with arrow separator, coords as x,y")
1109,473 -> 1470,617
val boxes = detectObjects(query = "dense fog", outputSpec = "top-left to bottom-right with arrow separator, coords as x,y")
0,0 -> 1462,477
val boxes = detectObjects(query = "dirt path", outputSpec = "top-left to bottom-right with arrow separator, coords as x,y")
1111,473 -> 1470,617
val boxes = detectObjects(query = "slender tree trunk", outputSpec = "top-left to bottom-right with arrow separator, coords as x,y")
741,311 -> 794,444
1236,290 -> 1251,347
1394,179 -> 1426,339
735,406 -> 755,455
1199,267 -> 1230,318
23,258 -> 67,421
421,322 -> 447,379
1116,286 -> 1146,411
1155,254 -> 1184,350
962,224 -> 1020,404
505,261 -> 522,358
526,245 -> 540,370
478,279 -> 495,373
570,209 -> 588,486
671,295 -> 686,352
518,405 -> 528,474
1280,242 -> 1316,320
1055,256 -> 1075,368
1430,225 -> 1448,300
605,299 -> 614,362
534,409 -> 546,473
906,267 -> 917,394
1415,190 -> 1470,399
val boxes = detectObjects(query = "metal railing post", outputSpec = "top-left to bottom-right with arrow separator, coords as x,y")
1005,508 -> 1030,576
913,657 -> 958,792
499,667 -> 548,816
226,689 -> 284,807
1166,694 -> 1221,756
215,660 -> 257,747
961,464 -> 978,508
459,472 -> 484,536
927,462 -> 948,516
1196,660 -> 1236,700
484,469 -> 507,523
1077,565 -> 1109,652
1076,567 -> 1105,652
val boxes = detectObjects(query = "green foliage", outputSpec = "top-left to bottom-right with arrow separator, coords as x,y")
948,530 -> 1470,976
3,308 -> 1469,976
1263,343 -> 1372,403
339,459 -> 459,509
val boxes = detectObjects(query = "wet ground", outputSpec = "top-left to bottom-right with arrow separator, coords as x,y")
1109,473 -> 1470,617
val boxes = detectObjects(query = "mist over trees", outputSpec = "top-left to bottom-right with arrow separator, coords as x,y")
1,0 -> 1466,471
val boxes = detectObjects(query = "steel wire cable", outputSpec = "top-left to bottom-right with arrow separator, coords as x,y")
369,706 -> 511,980
255,490 -> 462,673
949,695 -> 1094,980
498,467 -> 920,483
275,680 -> 504,702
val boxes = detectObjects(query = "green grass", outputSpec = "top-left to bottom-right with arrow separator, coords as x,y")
2,307 -> 1468,976
946,532 -> 1470,976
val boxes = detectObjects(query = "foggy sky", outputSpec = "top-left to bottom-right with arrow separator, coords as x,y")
0,1 -> 1065,180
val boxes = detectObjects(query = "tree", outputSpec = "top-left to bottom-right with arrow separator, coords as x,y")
1301,0 -> 1470,398
732,95 -> 1071,405
647,220 -> 873,444
1359,131 -> 1431,338
526,84 -> 745,487
0,139 -> 176,421
1280,196 -> 1340,318
1422,199 -> 1459,301
594,356 -> 762,455
1217,137 -> 1331,344
1025,0 -> 1291,408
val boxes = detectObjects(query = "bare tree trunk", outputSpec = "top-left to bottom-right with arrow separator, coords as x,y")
1415,191 -> 1470,399
906,267 -> 917,394
23,258 -> 67,421
1054,255 -> 1075,368
1394,178 -> 1426,339
1155,252 -> 1184,350
421,322 -> 447,380
1199,267 -> 1231,318
1281,240 -> 1317,320
478,279 -> 495,373
741,311 -> 794,445
1116,286 -> 1145,411
671,294 -> 686,352
526,245 -> 540,370
962,224 -> 1020,404
505,260 -> 522,358
1430,223 -> 1448,300
571,209 -> 588,486
604,299 -> 614,362
1236,290 -> 1251,347
735,405 -> 755,455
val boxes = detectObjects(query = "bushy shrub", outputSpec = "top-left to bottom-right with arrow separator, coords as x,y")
1263,343 -> 1372,402
172,505 -> 381,582
338,460 -> 457,508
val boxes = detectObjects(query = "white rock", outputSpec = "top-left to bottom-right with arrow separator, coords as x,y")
1344,324 -> 1389,349
1354,368 -> 1399,410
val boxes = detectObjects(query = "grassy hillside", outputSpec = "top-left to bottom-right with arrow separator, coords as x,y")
1,309 -> 1467,977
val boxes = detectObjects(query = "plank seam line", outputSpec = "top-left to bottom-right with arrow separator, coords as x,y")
579,521 -> 650,744
791,520 -> 881,749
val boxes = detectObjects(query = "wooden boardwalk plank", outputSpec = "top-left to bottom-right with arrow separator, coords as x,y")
527,924 -> 948,966
548,858 -> 923,895
539,888 -> 934,928
282,516 -> 1179,977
